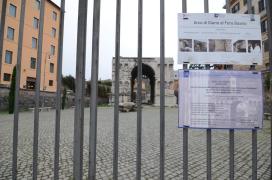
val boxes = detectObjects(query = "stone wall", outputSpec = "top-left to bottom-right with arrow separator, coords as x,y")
0,87 -> 109,111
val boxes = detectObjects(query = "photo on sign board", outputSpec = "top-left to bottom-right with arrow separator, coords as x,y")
233,40 -> 247,53
209,39 -> 232,52
248,40 -> 261,53
194,40 -> 207,52
179,39 -> 192,52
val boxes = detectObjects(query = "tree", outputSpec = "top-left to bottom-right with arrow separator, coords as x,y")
8,66 -> 16,114
62,88 -> 67,109
62,75 -> 75,92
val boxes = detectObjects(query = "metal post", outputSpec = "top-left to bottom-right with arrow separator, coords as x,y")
54,0 -> 65,179
88,0 -> 101,179
265,0 -> 272,178
182,1 -> 188,179
136,0 -> 143,179
203,1 -> 212,179
204,0 -> 209,13
247,0 -> 252,14
183,124 -> 188,180
73,0 -> 88,179
247,1 -> 258,179
225,1 -> 235,179
252,129 -> 257,180
113,0 -> 121,179
160,0 -> 165,179
225,0 -> 230,13
12,1 -> 26,179
206,129 -> 212,180
33,0 -> 45,179
229,129 -> 235,180
0,0 -> 7,84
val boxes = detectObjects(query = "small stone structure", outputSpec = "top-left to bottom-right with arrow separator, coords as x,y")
111,57 -> 177,106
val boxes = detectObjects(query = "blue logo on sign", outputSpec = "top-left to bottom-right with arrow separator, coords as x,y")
184,71 -> 189,77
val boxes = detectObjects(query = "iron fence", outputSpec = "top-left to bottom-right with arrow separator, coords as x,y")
6,0 -> 272,179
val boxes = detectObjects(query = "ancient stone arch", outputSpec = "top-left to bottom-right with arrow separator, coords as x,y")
111,57 -> 176,106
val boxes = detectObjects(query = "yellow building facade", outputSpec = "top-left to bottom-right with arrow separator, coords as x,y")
0,0 -> 60,92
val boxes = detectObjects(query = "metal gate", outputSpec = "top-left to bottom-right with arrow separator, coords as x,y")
6,0 -> 272,179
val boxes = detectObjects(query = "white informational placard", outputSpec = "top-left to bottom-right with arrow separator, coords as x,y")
178,13 -> 262,65
178,70 -> 263,129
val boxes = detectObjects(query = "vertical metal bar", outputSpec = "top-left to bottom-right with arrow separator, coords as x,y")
33,0 -> 45,179
0,0 -> 7,84
252,129 -> 257,180
203,1 -> 211,179
182,0 -> 187,13
54,0 -> 65,179
113,0 -> 121,179
160,0 -> 165,179
204,0 -> 209,13
182,1 -> 188,179
73,0 -> 88,179
225,1 -> 235,179
247,0 -> 252,14
265,0 -> 272,178
229,129 -> 235,180
225,0 -> 230,13
206,130 -> 212,180
88,0 -> 101,179
248,0 -> 257,177
136,0 -> 143,179
12,1 -> 26,179
183,125 -> 188,180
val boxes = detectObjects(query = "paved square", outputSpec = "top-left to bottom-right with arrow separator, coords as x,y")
0,107 -> 271,179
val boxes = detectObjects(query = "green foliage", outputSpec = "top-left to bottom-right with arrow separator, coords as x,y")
98,79 -> 112,86
62,88 -> 67,109
8,66 -> 16,114
86,80 -> 111,98
98,84 -> 110,98
62,75 -> 75,92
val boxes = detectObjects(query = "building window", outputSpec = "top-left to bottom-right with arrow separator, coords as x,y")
35,0 -> 40,10
231,3 -> 240,13
3,73 -> 11,81
52,11 -> 57,21
50,45 -> 55,55
5,50 -> 12,64
258,0 -> 266,13
26,77 -> 36,89
33,18 -> 39,29
243,0 -> 247,5
51,28 -> 56,38
261,20 -> 267,33
50,63 -> 54,73
9,4 -> 16,17
32,37 -> 38,48
30,57 -> 36,69
7,27 -> 14,40
251,6 -> 255,14
49,80 -> 53,86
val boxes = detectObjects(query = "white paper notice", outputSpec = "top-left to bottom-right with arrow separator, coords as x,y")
178,13 -> 262,65
178,70 -> 263,129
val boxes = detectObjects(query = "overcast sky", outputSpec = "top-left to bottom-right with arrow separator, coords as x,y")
52,0 -> 226,80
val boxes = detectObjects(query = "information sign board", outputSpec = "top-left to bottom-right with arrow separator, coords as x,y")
178,13 -> 262,65
178,70 -> 263,129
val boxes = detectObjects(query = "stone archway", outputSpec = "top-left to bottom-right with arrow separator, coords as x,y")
130,63 -> 155,104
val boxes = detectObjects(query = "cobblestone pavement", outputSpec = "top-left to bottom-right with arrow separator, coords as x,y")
0,107 -> 271,179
